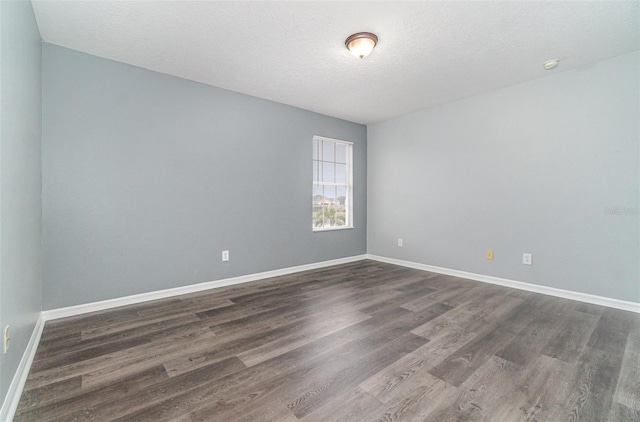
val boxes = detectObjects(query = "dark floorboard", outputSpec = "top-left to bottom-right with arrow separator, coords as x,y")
15,260 -> 640,421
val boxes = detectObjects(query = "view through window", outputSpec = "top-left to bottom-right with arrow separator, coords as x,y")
312,136 -> 353,231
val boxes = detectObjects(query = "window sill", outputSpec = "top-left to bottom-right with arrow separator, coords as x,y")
313,226 -> 355,233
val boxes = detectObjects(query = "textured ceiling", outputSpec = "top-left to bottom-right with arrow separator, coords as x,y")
31,1 -> 640,124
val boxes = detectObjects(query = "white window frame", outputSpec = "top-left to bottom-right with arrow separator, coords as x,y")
312,135 -> 354,232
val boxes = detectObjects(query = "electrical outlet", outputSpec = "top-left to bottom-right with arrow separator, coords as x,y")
397,238 -> 403,247
3,326 -> 9,354
486,250 -> 494,260
523,253 -> 532,265
222,250 -> 229,262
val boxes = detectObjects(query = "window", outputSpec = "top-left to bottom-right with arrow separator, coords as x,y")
312,135 -> 353,231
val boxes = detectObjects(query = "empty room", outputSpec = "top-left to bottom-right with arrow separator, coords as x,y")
1,1 -> 639,421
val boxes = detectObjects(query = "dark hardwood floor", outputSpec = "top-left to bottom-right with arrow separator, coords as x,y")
15,260 -> 640,421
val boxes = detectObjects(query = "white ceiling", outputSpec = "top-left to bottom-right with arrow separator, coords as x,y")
31,1 -> 640,124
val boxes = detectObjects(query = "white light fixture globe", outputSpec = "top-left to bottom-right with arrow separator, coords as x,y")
345,32 -> 378,59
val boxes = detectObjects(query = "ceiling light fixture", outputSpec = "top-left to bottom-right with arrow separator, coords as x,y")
543,59 -> 559,70
345,32 -> 378,59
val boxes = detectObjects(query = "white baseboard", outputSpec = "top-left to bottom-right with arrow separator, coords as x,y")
0,314 -> 46,421
367,254 -> 640,314
42,254 -> 368,322
37,251 -> 640,321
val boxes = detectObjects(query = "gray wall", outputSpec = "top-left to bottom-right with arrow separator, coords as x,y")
368,52 -> 639,303
0,0 -> 42,407
42,44 -> 366,310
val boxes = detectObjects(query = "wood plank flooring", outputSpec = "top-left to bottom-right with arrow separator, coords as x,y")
15,260 -> 640,421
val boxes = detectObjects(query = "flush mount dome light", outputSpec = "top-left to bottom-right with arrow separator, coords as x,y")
345,32 -> 378,59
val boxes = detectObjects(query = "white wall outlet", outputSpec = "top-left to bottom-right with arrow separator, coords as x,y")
3,326 -> 9,354
523,253 -> 532,265
397,238 -> 403,247
222,250 -> 229,262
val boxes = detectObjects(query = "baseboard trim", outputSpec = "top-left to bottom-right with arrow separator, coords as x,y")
0,314 -> 46,421
366,254 -> 640,314
42,254 -> 368,322
41,253 -> 639,320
